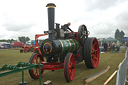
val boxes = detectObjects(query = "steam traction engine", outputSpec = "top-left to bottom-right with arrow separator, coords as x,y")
29,3 -> 100,82
20,45 -> 33,53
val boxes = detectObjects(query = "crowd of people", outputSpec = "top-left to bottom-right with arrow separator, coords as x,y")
103,41 -> 120,52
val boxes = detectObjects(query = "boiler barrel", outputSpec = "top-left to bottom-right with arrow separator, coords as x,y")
40,39 -> 79,56
59,39 -> 79,55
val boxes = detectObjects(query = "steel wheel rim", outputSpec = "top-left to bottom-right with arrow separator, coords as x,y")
68,54 -> 75,80
31,54 -> 44,78
91,38 -> 100,68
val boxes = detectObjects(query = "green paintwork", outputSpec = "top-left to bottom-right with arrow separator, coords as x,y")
59,39 -> 79,55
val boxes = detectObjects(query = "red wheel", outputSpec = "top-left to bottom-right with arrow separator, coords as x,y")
20,49 -> 23,53
64,53 -> 75,82
29,53 -> 44,79
84,38 -> 100,68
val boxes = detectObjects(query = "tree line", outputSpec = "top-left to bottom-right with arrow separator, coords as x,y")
0,39 -> 16,43
0,36 -> 30,44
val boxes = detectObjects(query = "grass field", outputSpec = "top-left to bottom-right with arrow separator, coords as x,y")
0,48 -> 126,85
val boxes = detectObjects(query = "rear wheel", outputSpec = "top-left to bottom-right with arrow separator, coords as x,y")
84,38 -> 100,68
64,53 -> 75,82
29,53 -> 44,79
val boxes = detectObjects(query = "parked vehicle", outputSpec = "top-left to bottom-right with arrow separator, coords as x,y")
0,43 -> 11,49
20,45 -> 33,53
11,42 -> 24,48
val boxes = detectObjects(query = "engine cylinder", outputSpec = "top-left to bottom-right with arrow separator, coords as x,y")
40,39 -> 79,56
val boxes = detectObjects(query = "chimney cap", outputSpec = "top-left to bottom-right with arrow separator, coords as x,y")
46,3 -> 56,8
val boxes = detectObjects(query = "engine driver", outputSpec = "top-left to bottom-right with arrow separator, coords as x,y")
63,22 -> 73,32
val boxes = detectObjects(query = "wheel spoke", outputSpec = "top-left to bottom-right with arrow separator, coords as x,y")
82,26 -> 84,32
93,56 -> 97,61
94,49 -> 98,52
82,32 -> 85,34
91,54 -> 95,59
37,68 -> 39,75
91,59 -> 95,65
32,69 -> 34,73
80,35 -> 84,39
33,59 -> 36,63
37,57 -> 40,63
69,69 -> 71,75
91,47 -> 95,52
93,43 -> 96,48
35,69 -> 38,75
83,36 -> 85,41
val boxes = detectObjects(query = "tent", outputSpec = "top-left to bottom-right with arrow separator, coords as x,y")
103,37 -> 117,42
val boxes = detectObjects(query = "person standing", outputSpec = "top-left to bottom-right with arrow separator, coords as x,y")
126,42 -> 128,47
104,42 -> 108,52
117,41 -> 120,52
112,42 -> 115,51
125,42 -> 128,51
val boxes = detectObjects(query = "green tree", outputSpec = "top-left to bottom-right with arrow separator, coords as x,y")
26,37 -> 30,42
115,29 -> 125,42
115,29 -> 120,39
18,36 -> 30,44
120,30 -> 125,41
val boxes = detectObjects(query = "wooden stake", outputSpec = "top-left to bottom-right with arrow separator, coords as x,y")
103,70 -> 117,85
103,63 -> 121,85
43,80 -> 52,85
84,66 -> 110,85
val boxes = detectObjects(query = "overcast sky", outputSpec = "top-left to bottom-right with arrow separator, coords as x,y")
0,0 -> 128,40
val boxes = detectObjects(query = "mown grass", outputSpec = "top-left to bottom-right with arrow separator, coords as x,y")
0,48 -> 126,85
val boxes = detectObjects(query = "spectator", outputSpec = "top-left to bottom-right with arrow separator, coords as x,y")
117,42 -> 120,52
127,42 -> 128,47
112,42 -> 115,51
104,42 -> 108,52
108,41 -> 112,51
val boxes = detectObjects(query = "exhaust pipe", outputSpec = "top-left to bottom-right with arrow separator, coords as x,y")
46,3 -> 56,39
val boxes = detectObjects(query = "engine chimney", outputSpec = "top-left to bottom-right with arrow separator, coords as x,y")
46,3 -> 56,39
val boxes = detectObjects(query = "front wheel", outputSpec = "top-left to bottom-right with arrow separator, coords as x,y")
29,53 -> 44,79
64,53 -> 76,82
20,49 -> 23,53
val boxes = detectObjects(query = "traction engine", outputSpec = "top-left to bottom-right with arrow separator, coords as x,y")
29,3 -> 100,82
20,45 -> 33,53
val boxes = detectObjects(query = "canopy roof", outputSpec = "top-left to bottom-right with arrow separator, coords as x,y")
103,37 -> 117,42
